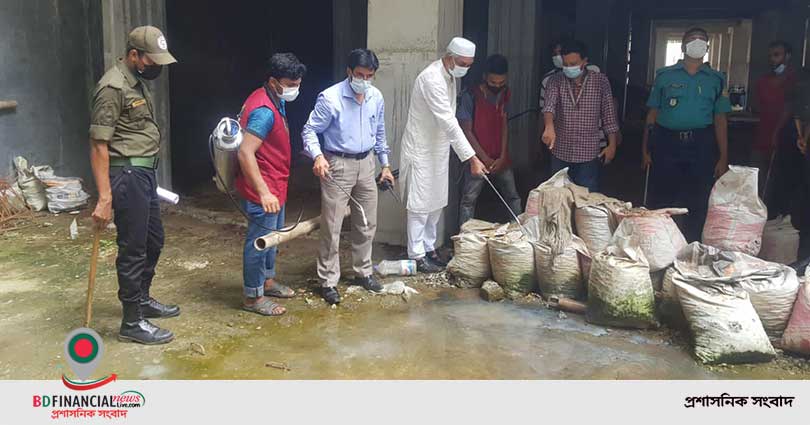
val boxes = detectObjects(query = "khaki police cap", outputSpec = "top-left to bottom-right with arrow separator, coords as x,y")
127,26 -> 177,65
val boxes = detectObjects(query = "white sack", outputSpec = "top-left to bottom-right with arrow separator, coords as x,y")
13,156 -> 52,211
586,236 -> 656,329
702,165 -> 767,255
488,229 -> 537,296
533,235 -> 589,300
610,212 -> 686,272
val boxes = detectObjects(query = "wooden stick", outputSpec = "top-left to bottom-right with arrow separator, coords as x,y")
84,228 -> 102,327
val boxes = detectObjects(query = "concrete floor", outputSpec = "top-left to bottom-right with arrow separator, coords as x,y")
2,196 -> 810,380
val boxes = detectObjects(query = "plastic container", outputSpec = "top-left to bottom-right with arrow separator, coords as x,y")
374,260 -> 417,276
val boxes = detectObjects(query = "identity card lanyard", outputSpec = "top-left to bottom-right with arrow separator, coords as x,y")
567,73 -> 590,109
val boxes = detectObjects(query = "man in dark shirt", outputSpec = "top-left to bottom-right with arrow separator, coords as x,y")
456,54 -> 521,225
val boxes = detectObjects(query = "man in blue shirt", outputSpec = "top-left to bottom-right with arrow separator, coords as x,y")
642,27 -> 731,242
302,49 -> 395,305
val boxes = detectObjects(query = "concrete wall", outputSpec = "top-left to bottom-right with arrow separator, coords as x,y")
368,0 -> 464,246
0,0 -> 103,183
101,0 -> 172,188
488,0 -> 541,173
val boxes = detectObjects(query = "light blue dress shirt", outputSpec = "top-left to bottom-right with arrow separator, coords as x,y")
301,78 -> 390,166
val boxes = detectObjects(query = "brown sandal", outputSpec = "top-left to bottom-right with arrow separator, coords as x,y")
242,298 -> 286,316
264,282 -> 295,298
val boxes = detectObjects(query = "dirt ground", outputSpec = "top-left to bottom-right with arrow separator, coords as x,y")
2,192 -> 810,380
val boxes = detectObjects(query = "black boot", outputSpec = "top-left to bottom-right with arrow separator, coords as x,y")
416,257 -> 442,273
140,297 -> 180,319
322,287 -> 341,305
119,303 -> 175,345
426,251 -> 448,267
354,275 -> 384,293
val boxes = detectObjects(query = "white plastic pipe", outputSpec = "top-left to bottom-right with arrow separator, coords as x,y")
157,186 -> 179,204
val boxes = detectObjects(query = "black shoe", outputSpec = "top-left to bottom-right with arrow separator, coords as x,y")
426,250 -> 448,267
416,257 -> 443,273
354,275 -> 383,293
140,297 -> 180,319
322,287 -> 341,305
118,304 -> 174,345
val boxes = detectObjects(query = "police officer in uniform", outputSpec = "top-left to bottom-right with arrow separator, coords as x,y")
641,27 -> 731,242
89,26 -> 179,345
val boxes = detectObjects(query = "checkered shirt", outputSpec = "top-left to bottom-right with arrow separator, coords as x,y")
542,71 -> 619,163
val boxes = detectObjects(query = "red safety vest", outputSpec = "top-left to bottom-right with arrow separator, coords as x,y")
472,85 -> 510,161
234,87 -> 291,206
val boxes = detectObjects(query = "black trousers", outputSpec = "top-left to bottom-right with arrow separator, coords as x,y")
766,124 -> 806,220
648,125 -> 717,243
111,166 -> 164,306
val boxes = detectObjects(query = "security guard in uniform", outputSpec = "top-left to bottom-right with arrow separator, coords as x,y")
641,27 -> 731,242
89,26 -> 179,345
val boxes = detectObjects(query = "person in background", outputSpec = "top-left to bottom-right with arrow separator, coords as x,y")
538,39 -> 608,159
755,41 -> 800,218
302,49 -> 394,305
399,36 -> 488,274
235,53 -> 306,316
642,28 -> 731,242
457,54 -> 522,225
541,39 -> 619,192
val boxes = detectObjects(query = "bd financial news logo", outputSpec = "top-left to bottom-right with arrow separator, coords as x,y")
32,328 -> 146,420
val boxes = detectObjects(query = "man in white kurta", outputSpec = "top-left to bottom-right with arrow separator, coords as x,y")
399,37 -> 487,273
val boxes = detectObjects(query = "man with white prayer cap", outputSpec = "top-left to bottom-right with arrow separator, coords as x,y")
398,36 -> 488,273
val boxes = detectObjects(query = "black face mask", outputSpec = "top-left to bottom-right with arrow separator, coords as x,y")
487,84 -> 505,94
138,64 -> 163,80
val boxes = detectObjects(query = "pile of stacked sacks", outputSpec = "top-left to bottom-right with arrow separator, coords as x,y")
446,166 -> 810,364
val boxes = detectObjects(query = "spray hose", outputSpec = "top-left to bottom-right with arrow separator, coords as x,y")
207,134 -> 303,233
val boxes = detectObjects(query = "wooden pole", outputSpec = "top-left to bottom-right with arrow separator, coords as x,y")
84,228 -> 102,327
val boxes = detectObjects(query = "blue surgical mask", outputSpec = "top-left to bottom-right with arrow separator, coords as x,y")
774,64 -> 786,75
563,65 -> 583,79
350,77 -> 372,94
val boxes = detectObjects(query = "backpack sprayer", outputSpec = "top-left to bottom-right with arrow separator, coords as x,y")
208,117 -> 302,232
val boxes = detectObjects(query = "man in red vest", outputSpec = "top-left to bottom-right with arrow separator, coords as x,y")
457,54 -> 522,225
235,53 -> 306,316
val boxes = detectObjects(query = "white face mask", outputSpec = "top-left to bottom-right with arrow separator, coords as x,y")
350,76 -> 372,94
563,65 -> 583,79
552,55 -> 563,69
685,39 -> 708,59
450,64 -> 469,78
774,63 -> 786,75
279,85 -> 299,102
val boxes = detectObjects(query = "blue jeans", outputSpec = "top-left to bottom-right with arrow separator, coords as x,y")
550,156 -> 601,192
242,200 -> 285,298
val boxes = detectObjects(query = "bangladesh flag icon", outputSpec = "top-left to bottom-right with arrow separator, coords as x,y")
63,328 -> 104,381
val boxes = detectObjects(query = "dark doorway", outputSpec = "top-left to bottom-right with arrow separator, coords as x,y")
166,0 -> 336,192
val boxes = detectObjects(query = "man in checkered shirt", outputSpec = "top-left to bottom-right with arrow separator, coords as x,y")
541,39 -> 619,192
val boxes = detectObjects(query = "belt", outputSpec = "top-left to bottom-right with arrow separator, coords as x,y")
324,149 -> 371,160
655,125 -> 713,142
109,156 -> 159,169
